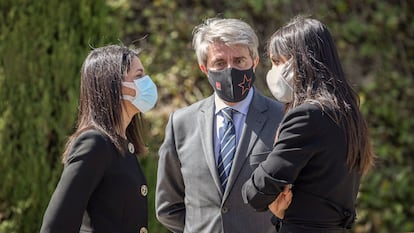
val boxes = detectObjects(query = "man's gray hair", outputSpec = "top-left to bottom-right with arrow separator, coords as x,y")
192,18 -> 259,66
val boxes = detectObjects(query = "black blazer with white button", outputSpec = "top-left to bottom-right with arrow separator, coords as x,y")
40,129 -> 148,233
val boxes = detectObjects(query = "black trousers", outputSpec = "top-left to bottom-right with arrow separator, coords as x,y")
278,224 -> 348,233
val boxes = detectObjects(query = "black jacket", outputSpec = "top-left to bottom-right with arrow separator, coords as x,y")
40,129 -> 148,233
243,103 -> 360,231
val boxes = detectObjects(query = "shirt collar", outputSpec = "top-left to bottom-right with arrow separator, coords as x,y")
214,87 -> 254,116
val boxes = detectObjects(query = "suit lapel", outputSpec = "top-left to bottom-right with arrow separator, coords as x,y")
199,96 -> 224,197
223,92 -> 267,201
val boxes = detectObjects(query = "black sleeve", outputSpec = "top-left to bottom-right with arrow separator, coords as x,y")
242,104 -> 323,211
40,130 -> 114,233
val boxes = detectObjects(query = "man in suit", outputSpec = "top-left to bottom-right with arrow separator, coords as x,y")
155,17 -> 284,233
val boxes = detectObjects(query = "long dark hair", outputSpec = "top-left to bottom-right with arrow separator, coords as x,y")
62,45 -> 146,161
268,16 -> 375,175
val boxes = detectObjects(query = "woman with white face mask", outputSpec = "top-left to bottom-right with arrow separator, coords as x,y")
40,45 -> 157,233
265,56 -> 295,103
242,16 -> 376,233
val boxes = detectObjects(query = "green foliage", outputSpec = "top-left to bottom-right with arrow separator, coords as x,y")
326,1 -> 414,231
357,72 -> 414,232
0,0 -> 121,232
0,0 -> 413,232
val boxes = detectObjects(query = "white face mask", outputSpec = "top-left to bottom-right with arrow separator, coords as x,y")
122,75 -> 158,113
266,61 -> 294,103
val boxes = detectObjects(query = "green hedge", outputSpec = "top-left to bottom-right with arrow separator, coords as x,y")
0,0 -> 121,232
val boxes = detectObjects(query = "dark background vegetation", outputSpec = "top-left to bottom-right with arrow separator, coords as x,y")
0,0 -> 413,232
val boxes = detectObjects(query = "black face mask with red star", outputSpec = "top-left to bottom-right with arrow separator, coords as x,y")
207,66 -> 255,103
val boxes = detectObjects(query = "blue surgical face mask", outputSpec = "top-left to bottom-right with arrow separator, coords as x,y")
122,75 -> 158,113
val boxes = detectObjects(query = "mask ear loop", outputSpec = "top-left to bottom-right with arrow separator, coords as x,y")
121,95 -> 135,102
121,81 -> 137,101
281,59 -> 295,91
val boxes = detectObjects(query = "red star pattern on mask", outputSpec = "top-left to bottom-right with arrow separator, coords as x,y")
238,74 -> 252,95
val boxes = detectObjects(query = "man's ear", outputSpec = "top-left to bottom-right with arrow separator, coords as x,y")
253,56 -> 259,70
199,64 -> 208,75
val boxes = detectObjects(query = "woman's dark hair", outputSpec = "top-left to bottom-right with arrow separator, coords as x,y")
268,16 -> 375,175
62,45 -> 146,161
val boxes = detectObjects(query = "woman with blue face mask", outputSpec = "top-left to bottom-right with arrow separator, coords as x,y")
242,16 -> 376,233
40,45 -> 157,233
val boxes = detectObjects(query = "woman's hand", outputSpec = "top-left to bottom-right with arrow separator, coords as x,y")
268,184 -> 293,219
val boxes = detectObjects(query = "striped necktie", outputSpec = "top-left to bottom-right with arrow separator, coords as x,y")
217,107 -> 236,191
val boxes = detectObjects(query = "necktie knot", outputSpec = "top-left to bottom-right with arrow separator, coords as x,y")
222,107 -> 234,122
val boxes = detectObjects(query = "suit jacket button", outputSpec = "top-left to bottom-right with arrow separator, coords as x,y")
128,142 -> 135,153
140,184 -> 148,197
221,207 -> 228,213
139,227 -> 148,233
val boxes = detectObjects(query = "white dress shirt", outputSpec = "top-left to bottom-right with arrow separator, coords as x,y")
213,87 -> 254,166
